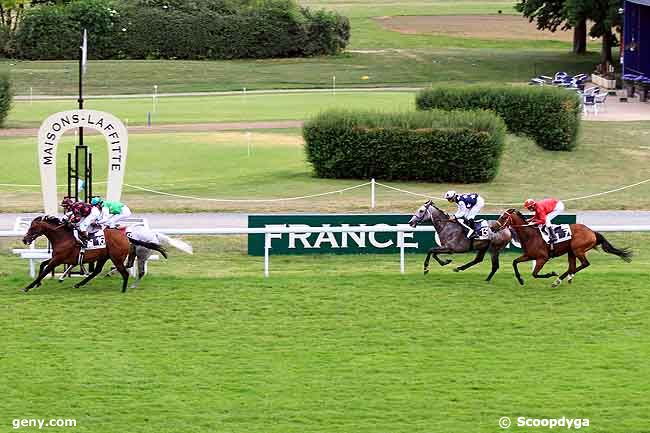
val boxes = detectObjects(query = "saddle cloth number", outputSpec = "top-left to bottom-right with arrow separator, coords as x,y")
86,232 -> 106,250
476,220 -> 491,240
540,224 -> 572,244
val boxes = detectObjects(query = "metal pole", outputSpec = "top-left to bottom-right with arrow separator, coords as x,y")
264,233 -> 270,277
371,178 -> 376,209
398,231 -> 405,274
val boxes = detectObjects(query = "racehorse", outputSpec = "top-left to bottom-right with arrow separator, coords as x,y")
494,209 -> 632,287
105,230 -> 193,289
21,216 -> 166,293
408,200 -> 512,281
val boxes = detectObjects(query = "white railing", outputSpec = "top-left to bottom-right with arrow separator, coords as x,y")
4,224 -> 650,278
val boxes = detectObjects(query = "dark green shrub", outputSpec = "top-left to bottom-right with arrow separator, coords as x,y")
14,0 -> 117,60
416,85 -> 581,151
0,72 -> 13,127
13,0 -> 349,60
303,110 -> 506,183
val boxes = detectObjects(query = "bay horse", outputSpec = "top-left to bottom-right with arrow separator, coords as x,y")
409,200 -> 512,281
21,216 -> 164,293
494,209 -> 632,287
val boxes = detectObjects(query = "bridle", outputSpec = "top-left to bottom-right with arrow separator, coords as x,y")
493,211 -> 514,232
413,200 -> 450,226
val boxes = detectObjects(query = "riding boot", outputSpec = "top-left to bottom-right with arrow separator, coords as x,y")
467,219 -> 477,239
457,218 -> 474,239
78,249 -> 86,274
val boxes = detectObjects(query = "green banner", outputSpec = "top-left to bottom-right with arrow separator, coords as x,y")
248,214 -> 577,256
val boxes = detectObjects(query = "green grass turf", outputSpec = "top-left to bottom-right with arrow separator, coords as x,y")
5,91 -> 415,128
1,121 -> 650,212
0,233 -> 648,433
2,50 -> 600,97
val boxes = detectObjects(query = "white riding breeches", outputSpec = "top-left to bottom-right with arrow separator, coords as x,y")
545,201 -> 565,227
104,206 -> 132,228
465,196 -> 485,220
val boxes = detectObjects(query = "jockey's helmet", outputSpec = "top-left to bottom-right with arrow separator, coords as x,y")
61,197 -> 74,209
444,190 -> 457,201
524,198 -> 537,210
91,196 -> 104,206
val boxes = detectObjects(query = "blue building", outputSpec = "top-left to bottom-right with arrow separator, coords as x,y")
623,0 -> 650,76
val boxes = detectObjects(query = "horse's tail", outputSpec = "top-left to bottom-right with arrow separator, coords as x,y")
595,232 -> 632,262
156,232 -> 193,255
128,238 -> 168,259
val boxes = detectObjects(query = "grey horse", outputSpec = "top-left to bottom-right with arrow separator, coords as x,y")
408,200 -> 512,281
106,230 -> 193,288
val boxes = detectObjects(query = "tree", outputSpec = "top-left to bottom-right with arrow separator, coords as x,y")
515,0 -> 588,54
566,0 -> 622,66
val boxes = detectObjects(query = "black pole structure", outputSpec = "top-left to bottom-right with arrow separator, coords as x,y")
67,29 -> 92,204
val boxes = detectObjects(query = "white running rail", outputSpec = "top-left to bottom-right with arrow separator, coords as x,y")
4,225 -> 649,278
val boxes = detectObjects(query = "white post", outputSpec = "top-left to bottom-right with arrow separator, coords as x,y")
398,231 -> 405,274
30,87 -> 33,105
153,85 -> 158,113
332,75 -> 336,94
243,87 -> 247,98
371,178 -> 376,209
264,232 -> 270,277
29,242 -> 35,278
246,131 -> 252,157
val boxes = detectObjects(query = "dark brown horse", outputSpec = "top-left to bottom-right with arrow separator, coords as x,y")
21,216 -> 134,292
494,209 -> 632,287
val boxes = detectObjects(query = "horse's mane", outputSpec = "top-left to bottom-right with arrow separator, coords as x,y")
36,215 -> 63,225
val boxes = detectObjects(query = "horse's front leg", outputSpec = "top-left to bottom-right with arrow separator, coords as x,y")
424,247 -> 453,274
532,258 -> 557,279
512,255 -> 532,286
454,247 -> 487,273
23,259 -> 59,292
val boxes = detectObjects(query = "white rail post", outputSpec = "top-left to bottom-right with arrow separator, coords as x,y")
398,231 -> 405,274
264,232 -> 271,277
29,242 -> 35,278
371,178 -> 376,209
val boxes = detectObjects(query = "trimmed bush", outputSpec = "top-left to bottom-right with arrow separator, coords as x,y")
13,0 -> 349,60
303,110 -> 506,183
416,85 -> 581,151
0,72 -> 12,127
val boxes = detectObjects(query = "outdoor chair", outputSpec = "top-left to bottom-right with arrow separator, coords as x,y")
582,94 -> 597,115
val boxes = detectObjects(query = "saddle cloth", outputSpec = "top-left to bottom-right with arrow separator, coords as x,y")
539,224 -> 572,244
85,230 -> 107,250
474,220 -> 491,240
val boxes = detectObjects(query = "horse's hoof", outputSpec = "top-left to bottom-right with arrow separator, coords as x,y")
22,288 -> 30,293
73,284 -> 81,289
551,278 -> 562,288
517,278 -> 524,286
423,268 -> 429,275
551,272 -> 558,276
453,267 -> 461,273
567,274 -> 574,284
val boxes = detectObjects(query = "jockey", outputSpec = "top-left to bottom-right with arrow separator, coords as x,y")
445,190 -> 485,239
524,198 -> 565,248
61,197 -> 75,221
79,198 -> 104,236
91,196 -> 132,229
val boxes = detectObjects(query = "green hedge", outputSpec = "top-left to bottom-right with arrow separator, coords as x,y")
303,110 -> 506,183
416,85 -> 581,151
0,72 -> 12,127
12,0 -> 350,60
